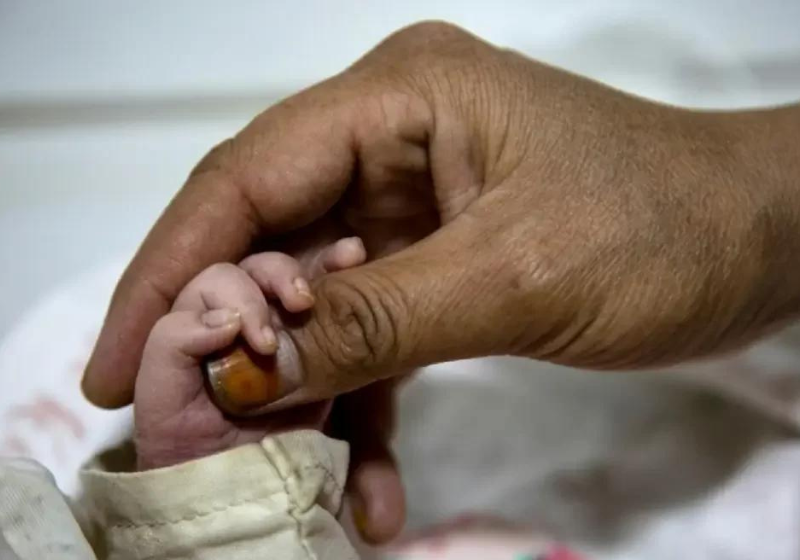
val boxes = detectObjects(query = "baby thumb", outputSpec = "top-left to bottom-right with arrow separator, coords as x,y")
135,309 -> 241,419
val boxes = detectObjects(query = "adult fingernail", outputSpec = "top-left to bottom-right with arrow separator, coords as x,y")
293,277 -> 314,303
204,341 -> 302,416
352,495 -> 369,538
202,309 -> 240,328
261,326 -> 277,354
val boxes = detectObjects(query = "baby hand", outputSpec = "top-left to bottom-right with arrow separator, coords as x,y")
133,238 -> 366,470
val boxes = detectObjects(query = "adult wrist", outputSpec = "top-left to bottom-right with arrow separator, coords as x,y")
713,104 -> 800,337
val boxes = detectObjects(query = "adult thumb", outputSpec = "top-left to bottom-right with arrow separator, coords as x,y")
285,213 -> 528,400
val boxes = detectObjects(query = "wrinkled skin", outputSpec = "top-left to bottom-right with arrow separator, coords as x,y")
85,22 -> 800,543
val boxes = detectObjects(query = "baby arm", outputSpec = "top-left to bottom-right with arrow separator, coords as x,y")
81,239 -> 367,560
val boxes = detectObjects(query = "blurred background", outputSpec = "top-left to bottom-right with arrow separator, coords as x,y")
2,2 -> 800,559
3,0 -> 800,334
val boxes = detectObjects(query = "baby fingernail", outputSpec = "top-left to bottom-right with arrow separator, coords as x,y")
202,309 -> 240,328
293,278 -> 314,302
261,326 -> 277,354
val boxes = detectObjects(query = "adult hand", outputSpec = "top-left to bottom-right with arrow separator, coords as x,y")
84,21 -> 800,540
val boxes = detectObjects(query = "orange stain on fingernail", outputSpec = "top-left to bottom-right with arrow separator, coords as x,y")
205,343 -> 280,411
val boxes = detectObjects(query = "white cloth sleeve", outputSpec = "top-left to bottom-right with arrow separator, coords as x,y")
80,430 -> 358,560
1,430 -> 358,560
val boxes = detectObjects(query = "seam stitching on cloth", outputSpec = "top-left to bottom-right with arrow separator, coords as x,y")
275,439 -> 318,560
106,464 -> 336,530
300,463 -> 343,495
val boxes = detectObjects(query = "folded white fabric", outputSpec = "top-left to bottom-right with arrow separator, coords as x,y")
0,431 -> 356,560
81,430 -> 355,560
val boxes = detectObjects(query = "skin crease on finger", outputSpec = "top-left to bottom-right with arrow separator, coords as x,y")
83,20 -> 800,544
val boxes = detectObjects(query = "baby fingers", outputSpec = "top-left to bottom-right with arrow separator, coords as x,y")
172,263 -> 276,355
239,252 -> 315,313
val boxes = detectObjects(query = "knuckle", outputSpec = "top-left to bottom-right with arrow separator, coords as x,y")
202,262 -> 240,281
395,20 -> 471,45
238,254 -> 267,275
309,274 -> 402,375
237,255 -> 258,272
374,21 -> 501,114
369,21 -> 478,74
189,137 -> 236,177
